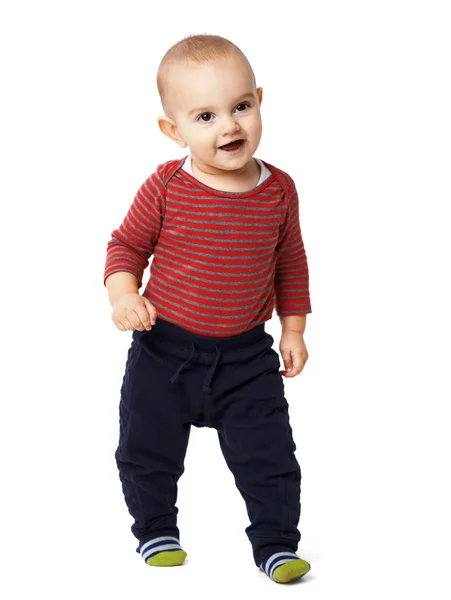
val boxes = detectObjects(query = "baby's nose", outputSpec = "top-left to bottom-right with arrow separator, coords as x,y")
220,115 -> 240,134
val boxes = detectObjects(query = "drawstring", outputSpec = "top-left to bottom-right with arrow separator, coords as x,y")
169,342 -> 198,385
169,342 -> 222,395
202,344 -> 221,394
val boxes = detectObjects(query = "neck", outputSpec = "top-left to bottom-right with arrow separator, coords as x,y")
192,156 -> 258,179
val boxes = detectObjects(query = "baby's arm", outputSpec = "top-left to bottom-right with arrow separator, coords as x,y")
275,177 -> 311,376
105,272 -> 139,307
105,271 -> 156,331
103,170 -> 165,300
279,314 -> 306,334
274,178 -> 312,318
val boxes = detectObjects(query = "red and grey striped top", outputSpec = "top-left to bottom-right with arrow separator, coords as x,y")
103,156 -> 312,337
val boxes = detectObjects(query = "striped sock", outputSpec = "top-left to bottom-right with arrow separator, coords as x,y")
260,551 -> 311,583
140,536 -> 187,567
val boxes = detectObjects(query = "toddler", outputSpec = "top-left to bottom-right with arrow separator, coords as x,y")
104,34 -> 312,584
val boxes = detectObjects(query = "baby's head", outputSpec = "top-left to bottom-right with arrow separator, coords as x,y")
157,34 -> 263,175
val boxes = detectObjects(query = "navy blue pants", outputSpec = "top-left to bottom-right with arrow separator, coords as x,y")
115,317 -> 302,567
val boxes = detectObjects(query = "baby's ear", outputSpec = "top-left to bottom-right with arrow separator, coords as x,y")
157,115 -> 187,148
257,87 -> 263,106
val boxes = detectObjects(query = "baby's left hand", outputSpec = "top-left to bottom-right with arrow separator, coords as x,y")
279,331 -> 309,377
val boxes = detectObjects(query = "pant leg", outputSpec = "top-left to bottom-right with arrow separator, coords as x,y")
115,331 -> 192,552
214,336 -> 302,567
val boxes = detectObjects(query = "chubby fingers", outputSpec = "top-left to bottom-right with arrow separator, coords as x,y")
280,349 -> 308,377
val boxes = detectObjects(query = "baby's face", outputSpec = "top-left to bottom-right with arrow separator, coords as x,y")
162,54 -> 263,174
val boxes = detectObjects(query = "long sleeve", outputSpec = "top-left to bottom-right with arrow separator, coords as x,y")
103,170 -> 165,289
274,179 -> 312,315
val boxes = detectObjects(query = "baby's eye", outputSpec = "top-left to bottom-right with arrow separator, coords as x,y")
236,102 -> 250,112
198,113 -> 213,122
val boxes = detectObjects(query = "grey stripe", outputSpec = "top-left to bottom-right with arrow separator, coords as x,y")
150,303 -> 267,324
152,176 -> 166,213
166,198 -> 283,210
120,215 -> 157,247
105,249 -> 145,269
106,248 -> 147,267
166,217 -> 281,229
159,225 -> 281,236
275,295 -> 311,303
165,210 -> 283,220
131,181 -> 160,212
156,248 -> 275,270
276,257 -> 307,273
152,261 -> 275,284
151,270 -> 272,297
157,238 -> 277,251
150,283 -> 271,313
129,196 -> 160,225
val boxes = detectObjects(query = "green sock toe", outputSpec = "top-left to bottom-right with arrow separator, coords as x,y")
273,559 -> 311,583
146,550 -> 187,567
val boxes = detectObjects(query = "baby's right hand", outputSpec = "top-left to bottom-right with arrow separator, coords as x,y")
111,293 -> 158,332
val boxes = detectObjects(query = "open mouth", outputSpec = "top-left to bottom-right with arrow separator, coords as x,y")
219,139 -> 244,152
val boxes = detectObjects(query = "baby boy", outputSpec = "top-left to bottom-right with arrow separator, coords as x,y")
104,33 -> 312,584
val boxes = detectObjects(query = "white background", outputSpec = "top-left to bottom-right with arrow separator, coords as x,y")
1,1 -> 450,598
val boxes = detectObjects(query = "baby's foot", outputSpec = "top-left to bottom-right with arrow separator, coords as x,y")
260,551 -> 310,583
140,536 -> 187,566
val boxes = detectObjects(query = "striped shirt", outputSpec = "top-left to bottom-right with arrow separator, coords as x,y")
103,156 -> 312,337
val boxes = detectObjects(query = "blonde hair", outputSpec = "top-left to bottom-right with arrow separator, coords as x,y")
157,34 -> 256,116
